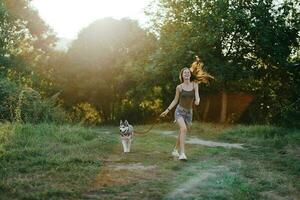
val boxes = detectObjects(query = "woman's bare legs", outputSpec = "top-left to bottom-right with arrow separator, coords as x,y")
175,130 -> 180,149
176,117 -> 187,155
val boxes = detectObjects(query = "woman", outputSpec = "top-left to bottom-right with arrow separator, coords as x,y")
160,57 -> 213,161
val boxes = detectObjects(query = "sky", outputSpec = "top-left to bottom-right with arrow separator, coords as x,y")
31,0 -> 152,39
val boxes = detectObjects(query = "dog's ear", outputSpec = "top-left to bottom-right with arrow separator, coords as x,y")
120,120 -> 123,125
124,120 -> 129,125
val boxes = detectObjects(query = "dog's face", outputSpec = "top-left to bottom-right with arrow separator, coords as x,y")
119,120 -> 129,135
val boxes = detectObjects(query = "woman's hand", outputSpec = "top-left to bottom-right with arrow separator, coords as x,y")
195,99 -> 200,105
160,109 -> 169,117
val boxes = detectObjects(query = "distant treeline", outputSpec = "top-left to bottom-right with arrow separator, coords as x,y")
0,0 -> 299,127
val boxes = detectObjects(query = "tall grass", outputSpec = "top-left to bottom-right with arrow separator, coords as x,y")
0,123 -> 118,199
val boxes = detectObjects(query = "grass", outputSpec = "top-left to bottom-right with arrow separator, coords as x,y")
0,123 -> 117,199
0,122 -> 299,199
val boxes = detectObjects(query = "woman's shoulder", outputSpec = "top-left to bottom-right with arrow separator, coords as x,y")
176,83 -> 182,88
176,84 -> 183,90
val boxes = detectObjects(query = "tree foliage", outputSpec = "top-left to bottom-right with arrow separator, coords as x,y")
147,0 -> 300,124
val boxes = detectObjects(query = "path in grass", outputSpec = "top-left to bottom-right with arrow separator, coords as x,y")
157,130 -> 244,148
83,123 -> 299,200
91,124 -> 242,188
83,124 -> 248,199
84,137 -> 166,199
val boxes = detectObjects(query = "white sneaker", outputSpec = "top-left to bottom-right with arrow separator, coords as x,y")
179,153 -> 187,161
172,149 -> 180,157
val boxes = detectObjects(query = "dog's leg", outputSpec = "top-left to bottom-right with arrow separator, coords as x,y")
126,139 -> 130,152
128,137 -> 132,152
121,138 -> 127,153
123,138 -> 129,153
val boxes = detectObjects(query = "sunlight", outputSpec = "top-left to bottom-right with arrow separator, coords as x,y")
31,0 -> 150,39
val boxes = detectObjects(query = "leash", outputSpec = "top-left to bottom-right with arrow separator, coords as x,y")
134,117 -> 162,135
134,98 -> 198,135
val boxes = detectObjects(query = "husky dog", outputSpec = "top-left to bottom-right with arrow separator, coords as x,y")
119,120 -> 134,153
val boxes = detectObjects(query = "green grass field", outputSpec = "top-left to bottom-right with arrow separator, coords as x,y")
0,122 -> 299,199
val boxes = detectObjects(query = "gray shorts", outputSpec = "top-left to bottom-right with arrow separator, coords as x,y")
174,105 -> 193,125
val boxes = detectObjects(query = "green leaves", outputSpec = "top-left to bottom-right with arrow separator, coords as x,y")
53,18 -> 158,123
147,0 -> 300,125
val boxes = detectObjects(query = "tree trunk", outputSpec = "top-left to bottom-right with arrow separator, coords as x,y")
220,91 -> 227,123
111,101 -> 114,122
202,98 -> 210,121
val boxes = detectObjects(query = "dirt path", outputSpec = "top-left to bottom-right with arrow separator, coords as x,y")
89,129 -> 244,189
83,128 -> 245,199
186,137 -> 244,149
158,130 -> 244,149
83,143 -> 161,199
166,160 -> 242,199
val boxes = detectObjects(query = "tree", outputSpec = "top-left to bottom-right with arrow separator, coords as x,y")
147,0 -> 300,124
54,18 -> 157,123
0,0 -> 64,123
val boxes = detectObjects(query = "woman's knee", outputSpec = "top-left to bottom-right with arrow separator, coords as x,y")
177,117 -> 187,133
180,126 -> 187,133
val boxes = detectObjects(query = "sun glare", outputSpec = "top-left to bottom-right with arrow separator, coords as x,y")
31,0 -> 150,39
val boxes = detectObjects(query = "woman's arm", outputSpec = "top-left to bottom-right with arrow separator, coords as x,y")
194,83 -> 200,105
160,85 -> 181,117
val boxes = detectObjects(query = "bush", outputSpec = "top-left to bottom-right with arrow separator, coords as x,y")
71,102 -> 101,125
0,79 -> 19,121
15,88 -> 67,124
277,99 -> 300,128
0,78 -> 67,124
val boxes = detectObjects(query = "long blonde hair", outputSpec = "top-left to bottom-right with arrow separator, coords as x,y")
189,56 -> 214,83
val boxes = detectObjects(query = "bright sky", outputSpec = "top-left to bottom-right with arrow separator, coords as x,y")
31,0 -> 151,39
